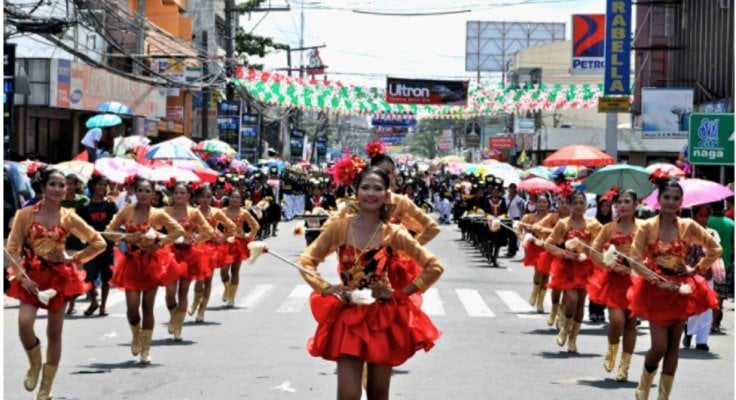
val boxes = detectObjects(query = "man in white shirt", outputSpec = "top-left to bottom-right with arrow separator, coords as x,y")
504,183 -> 527,257
114,181 -> 137,210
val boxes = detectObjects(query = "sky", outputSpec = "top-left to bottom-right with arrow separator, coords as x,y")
243,0 -> 607,87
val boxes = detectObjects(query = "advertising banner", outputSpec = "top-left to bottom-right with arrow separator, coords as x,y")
374,126 -> 409,136
290,129 -> 306,163
489,136 -> 515,149
571,14 -> 606,75
688,113 -> 734,166
386,77 -> 468,105
438,129 -> 453,151
380,135 -> 406,146
603,0 -> 631,95
642,88 -> 693,139
240,113 -> 259,162
371,111 -> 417,127
217,101 -> 241,152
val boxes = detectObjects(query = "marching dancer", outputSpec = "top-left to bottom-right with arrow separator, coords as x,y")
517,192 -> 551,312
221,189 -> 260,307
6,167 -> 106,400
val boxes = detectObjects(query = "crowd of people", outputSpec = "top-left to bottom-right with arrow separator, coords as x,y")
4,139 -> 734,400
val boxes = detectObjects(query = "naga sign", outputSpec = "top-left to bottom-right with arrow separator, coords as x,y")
385,77 -> 468,106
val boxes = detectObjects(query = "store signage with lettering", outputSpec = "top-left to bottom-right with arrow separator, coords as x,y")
604,0 -> 631,95
571,14 -> 606,75
688,113 -> 734,166
386,77 -> 468,106
489,136 -> 515,149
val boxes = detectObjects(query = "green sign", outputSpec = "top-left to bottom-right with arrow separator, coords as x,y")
688,113 -> 734,166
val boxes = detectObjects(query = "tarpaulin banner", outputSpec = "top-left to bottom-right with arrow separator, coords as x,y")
386,77 -> 468,105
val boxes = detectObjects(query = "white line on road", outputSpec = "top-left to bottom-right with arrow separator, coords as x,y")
421,288 -> 446,316
276,284 -> 312,313
495,290 -> 542,319
455,288 -> 494,318
238,284 -> 275,310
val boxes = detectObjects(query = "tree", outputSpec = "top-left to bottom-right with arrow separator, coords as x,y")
234,0 -> 289,69
407,119 -> 457,158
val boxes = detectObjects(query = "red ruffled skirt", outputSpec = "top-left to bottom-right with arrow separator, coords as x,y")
111,246 -> 184,291
587,267 -> 632,310
172,244 -> 210,281
6,252 -> 91,312
522,243 -> 544,268
627,274 -> 719,326
535,250 -> 553,275
307,291 -> 440,367
548,257 -> 594,290
228,237 -> 252,263
201,242 -> 233,274
388,252 -> 423,307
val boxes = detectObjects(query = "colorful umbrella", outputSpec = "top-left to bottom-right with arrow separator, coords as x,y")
86,114 -> 123,129
518,177 -> 560,194
642,178 -> 734,209
113,136 -> 151,156
484,168 -> 521,186
156,136 -> 196,149
54,161 -> 95,182
192,167 -> 220,183
543,145 -> 615,167
145,144 -> 201,160
583,164 -> 655,196
193,139 -> 237,156
143,166 -> 200,183
523,166 -> 552,180
646,163 -> 686,178
97,101 -> 132,114
94,157 -> 144,184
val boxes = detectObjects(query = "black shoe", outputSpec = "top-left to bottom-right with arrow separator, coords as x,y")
682,334 -> 692,348
695,343 -> 710,351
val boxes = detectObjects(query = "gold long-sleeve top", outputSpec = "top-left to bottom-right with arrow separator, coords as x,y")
298,215 -> 444,293
517,212 -> 547,238
105,205 -> 185,248
590,219 -> 643,267
198,207 -> 238,238
163,206 -> 215,245
387,192 -> 440,245
545,216 -> 603,258
530,212 -> 560,239
6,203 -> 106,266
631,216 -> 722,274
224,207 -> 260,241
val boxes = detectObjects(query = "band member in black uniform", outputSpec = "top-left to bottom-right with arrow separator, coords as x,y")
265,167 -> 282,237
481,176 -> 508,267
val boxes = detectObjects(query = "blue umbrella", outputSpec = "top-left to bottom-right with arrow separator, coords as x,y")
97,101 -> 132,114
145,143 -> 200,160
86,114 -> 122,129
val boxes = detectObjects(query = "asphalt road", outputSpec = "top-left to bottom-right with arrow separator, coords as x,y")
4,218 -> 734,399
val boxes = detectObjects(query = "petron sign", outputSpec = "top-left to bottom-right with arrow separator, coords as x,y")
571,14 -> 606,75
688,113 -> 734,166
603,0 -> 631,95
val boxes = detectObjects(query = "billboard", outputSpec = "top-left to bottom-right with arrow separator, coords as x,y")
604,0 -> 632,95
386,77 -> 468,106
489,136 -> 515,149
641,88 -> 693,139
240,113 -> 259,162
688,113 -> 734,166
571,14 -> 605,74
290,129 -> 306,163
371,111 -> 417,127
217,101 -> 241,150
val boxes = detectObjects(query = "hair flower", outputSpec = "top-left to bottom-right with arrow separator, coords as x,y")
365,140 -> 386,159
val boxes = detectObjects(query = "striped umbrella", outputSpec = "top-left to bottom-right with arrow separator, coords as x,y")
145,143 -> 201,160
97,101 -> 132,114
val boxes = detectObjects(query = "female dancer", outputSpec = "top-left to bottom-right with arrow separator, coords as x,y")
545,190 -> 603,353
190,184 -> 237,322
589,195 -> 614,322
299,166 -> 443,400
588,187 -> 641,381
517,192 -> 551,312
221,189 -> 260,307
6,167 -> 105,400
105,177 -> 185,364
163,182 -> 214,340
631,175 -> 721,400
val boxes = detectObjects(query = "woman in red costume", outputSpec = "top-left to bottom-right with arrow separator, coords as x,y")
299,166 -> 443,400
516,192 -> 551,312
588,187 -> 642,381
631,174 -> 721,400
6,167 -> 105,400
545,189 -> 603,353
221,189 -> 260,307
105,177 -> 185,364
189,184 -> 237,322
163,182 -> 214,341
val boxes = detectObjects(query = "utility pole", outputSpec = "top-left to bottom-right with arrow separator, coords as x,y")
132,0 -> 146,136
225,0 -> 235,101
200,31 -> 209,139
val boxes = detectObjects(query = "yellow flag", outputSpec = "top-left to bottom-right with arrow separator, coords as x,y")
519,150 -> 527,164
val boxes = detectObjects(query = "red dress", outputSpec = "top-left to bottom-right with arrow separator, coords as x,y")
536,251 -> 554,275
111,222 -> 184,291
200,210 -> 236,274
522,242 -> 544,268
6,223 -> 90,312
308,245 -> 440,367
587,232 -> 634,310
548,227 -> 595,290
170,218 -> 210,282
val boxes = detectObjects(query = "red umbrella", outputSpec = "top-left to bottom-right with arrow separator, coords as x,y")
518,177 -> 561,194
646,163 -> 686,178
192,167 -> 220,183
543,145 -> 615,167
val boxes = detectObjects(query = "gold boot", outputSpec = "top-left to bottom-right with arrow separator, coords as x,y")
222,282 -> 231,302
24,340 -> 42,391
34,364 -> 57,400
173,310 -> 186,342
167,307 -> 177,335
657,373 -> 674,400
557,316 -> 572,347
196,295 -> 209,323
226,284 -> 238,308
567,321 -> 582,353
603,342 -> 620,372
188,291 -> 203,316
140,329 -> 153,364
635,367 -> 657,400
547,303 -> 559,326
616,352 -> 632,382
129,324 -> 142,356
536,288 -> 547,313
529,284 -> 540,305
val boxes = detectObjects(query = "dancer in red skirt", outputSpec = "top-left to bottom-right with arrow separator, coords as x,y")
222,189 -> 260,307
191,184 -> 237,322
545,189 -> 603,353
163,182 -> 214,341
6,167 -> 105,400
589,187 -> 642,381
299,166 -> 443,400
630,174 -> 721,400
105,177 -> 185,364
516,192 -> 551,312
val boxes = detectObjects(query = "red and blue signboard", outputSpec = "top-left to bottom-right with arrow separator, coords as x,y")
604,0 -> 632,95
571,14 -> 605,75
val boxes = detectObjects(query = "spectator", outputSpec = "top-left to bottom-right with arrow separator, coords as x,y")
707,200 -> 735,332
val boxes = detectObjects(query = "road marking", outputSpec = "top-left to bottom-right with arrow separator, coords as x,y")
495,290 -> 542,319
276,284 -> 312,313
421,288 -> 446,316
238,284 -> 275,310
455,288 -> 494,317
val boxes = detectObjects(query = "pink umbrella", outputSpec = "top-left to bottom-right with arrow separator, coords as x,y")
518,177 -> 561,194
94,157 -> 145,184
642,178 -> 734,209
646,163 -> 686,178
143,166 -> 201,183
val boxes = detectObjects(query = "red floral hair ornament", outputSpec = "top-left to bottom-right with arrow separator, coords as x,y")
223,182 -> 233,193
165,177 -> 177,191
124,174 -> 137,186
558,181 -> 574,200
600,185 -> 619,203
365,140 -> 386,159
189,181 -> 203,192
25,161 -> 46,178
649,168 -> 670,185
329,150 -> 367,187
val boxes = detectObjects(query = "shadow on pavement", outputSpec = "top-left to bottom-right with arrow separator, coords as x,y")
183,320 -> 222,327
537,351 -> 600,359
81,360 -> 159,370
522,328 -> 558,335
576,378 -> 639,389
633,349 -> 721,360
